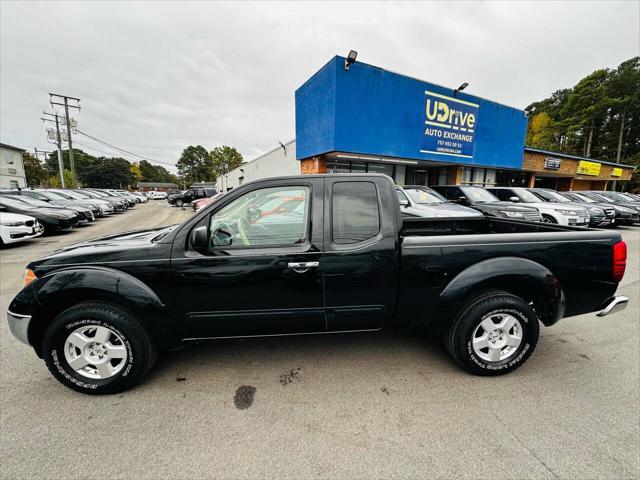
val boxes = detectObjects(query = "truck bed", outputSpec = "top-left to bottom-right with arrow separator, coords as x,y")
398,216 -> 621,328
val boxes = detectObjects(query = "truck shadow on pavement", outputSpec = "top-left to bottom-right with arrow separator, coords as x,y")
145,330 -> 458,388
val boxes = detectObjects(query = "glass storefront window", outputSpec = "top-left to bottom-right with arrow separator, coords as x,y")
395,165 -> 406,186
367,162 -> 394,178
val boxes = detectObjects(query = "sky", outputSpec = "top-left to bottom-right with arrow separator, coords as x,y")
1,1 -> 638,172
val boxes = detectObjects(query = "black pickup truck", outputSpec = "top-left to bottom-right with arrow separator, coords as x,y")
7,174 -> 629,394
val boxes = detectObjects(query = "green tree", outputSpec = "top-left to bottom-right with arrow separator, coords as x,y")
210,146 -> 244,176
46,148 -> 96,185
138,159 -> 178,184
176,145 -> 215,184
23,153 -> 50,186
48,169 -> 74,188
130,162 -> 143,183
526,57 -> 640,176
81,158 -> 135,188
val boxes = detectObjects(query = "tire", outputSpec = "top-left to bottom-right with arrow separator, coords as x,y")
445,290 -> 539,376
42,302 -> 157,394
175,199 -> 184,207
541,214 -> 557,224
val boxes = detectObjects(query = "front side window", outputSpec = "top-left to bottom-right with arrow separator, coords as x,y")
208,185 -> 310,249
332,182 -> 380,245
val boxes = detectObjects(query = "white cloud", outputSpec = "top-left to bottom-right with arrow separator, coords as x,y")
1,1 -> 638,171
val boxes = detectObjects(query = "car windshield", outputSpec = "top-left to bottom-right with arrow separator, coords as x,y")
510,188 -> 542,203
48,190 -> 75,200
87,190 -> 108,197
460,187 -> 499,203
535,190 -> 571,203
11,196 -> 53,207
604,192 -> 634,203
0,196 -> 35,208
73,190 -> 97,199
404,188 -> 446,204
565,192 -> 595,203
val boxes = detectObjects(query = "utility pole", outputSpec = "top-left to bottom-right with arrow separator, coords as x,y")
41,112 -> 66,188
50,93 -> 80,188
33,149 -> 54,187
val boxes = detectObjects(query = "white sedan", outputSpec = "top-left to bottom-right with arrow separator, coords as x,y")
0,211 -> 44,246
146,191 -> 167,200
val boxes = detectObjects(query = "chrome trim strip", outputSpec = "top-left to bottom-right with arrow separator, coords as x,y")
7,310 -> 32,345
181,328 -> 382,342
596,296 -> 629,317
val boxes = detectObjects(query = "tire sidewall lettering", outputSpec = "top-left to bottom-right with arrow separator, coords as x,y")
54,318 -> 135,388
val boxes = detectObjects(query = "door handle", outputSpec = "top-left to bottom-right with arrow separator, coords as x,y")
287,261 -> 320,273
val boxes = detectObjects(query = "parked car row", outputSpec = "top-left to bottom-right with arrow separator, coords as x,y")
397,185 -> 640,227
0,188 -> 146,246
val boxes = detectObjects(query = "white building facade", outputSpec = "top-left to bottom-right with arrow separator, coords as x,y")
0,144 -> 27,189
223,139 -> 299,191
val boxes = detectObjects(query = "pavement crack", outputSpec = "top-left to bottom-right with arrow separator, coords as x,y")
491,412 -> 560,479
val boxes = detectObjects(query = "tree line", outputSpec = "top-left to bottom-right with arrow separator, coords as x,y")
526,56 -> 639,189
23,144 -> 244,190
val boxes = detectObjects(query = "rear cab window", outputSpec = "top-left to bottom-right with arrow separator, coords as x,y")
332,181 -> 381,245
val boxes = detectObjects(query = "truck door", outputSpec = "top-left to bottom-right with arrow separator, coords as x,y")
323,177 -> 400,331
171,178 -> 326,338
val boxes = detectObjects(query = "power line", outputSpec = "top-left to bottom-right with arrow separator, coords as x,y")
74,129 -> 177,168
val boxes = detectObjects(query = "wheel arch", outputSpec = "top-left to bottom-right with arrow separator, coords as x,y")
27,266 -> 171,356
431,257 -> 565,334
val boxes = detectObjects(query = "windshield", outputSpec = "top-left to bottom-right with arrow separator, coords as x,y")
48,190 -> 75,200
564,192 -> 594,203
534,189 -> 571,203
605,192 -> 634,203
11,196 -> 54,207
73,190 -> 96,199
460,187 -> 499,203
404,188 -> 446,204
511,188 -> 542,203
0,196 -> 35,208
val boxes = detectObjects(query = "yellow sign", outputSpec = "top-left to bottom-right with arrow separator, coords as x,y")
576,160 -> 601,176
612,167 -> 623,177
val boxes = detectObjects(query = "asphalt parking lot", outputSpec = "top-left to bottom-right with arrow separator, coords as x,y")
1,202 -> 638,480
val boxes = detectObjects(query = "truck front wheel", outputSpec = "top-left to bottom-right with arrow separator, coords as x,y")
42,302 -> 157,394
445,290 -> 539,376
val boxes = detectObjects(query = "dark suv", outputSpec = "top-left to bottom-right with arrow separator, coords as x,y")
168,187 -> 217,207
431,185 -> 542,221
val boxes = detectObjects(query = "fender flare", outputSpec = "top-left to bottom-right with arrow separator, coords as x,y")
27,266 -> 170,351
438,256 -> 565,327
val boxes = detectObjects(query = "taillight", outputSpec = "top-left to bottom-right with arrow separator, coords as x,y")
612,241 -> 627,282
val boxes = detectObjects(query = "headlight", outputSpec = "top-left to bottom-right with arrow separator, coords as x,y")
502,211 -> 524,218
23,269 -> 37,287
588,207 -> 604,215
0,220 -> 25,226
556,209 -> 581,215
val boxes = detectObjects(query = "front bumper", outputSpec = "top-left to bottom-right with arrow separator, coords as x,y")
7,310 -> 32,345
596,296 -> 629,317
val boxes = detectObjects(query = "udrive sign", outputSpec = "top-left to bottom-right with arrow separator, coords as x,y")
421,91 -> 479,159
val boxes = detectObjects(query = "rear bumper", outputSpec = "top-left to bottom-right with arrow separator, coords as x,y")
7,310 -> 32,345
596,296 -> 629,317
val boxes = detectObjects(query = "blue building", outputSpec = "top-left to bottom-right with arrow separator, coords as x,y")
295,55 -> 530,186
224,54 -> 633,191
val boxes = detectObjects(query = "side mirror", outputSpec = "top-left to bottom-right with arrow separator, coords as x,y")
399,199 -> 409,207
509,196 -> 520,202
457,196 -> 468,205
190,226 -> 209,251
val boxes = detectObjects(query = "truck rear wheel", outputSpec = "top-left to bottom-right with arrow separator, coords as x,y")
42,302 -> 157,394
445,290 -> 539,376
